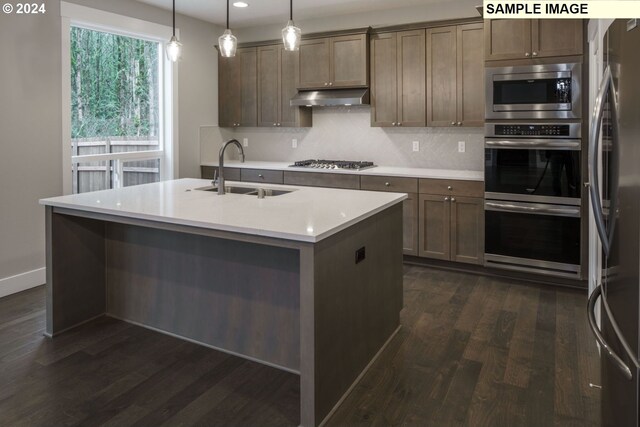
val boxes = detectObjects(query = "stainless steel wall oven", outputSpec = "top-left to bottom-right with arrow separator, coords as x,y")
484,122 -> 582,278
486,63 -> 582,120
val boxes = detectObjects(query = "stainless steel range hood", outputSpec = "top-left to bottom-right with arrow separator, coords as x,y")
290,88 -> 369,107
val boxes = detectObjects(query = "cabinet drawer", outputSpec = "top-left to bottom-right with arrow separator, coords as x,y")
419,179 -> 483,197
201,166 -> 241,181
284,171 -> 360,189
360,175 -> 418,193
241,169 -> 284,184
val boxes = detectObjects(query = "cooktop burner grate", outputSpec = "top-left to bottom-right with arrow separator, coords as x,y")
290,159 -> 376,170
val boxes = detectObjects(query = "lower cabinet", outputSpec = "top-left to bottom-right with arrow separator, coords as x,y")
418,193 -> 484,264
402,193 -> 419,256
201,166 -> 241,181
200,167 -> 484,264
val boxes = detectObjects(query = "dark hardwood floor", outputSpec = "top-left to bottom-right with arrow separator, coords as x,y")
0,266 -> 601,426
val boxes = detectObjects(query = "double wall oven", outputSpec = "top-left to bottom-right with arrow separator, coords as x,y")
484,62 -> 584,278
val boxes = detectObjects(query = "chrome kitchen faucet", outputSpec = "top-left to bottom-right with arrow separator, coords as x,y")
217,139 -> 245,195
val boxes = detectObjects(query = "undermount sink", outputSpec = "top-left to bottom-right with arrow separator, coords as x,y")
195,186 -> 293,197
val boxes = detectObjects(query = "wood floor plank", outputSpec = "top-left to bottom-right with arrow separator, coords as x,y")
524,289 -> 557,427
0,267 -> 602,427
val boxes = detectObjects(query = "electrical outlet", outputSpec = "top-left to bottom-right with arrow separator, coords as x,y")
458,141 -> 466,153
412,141 -> 420,152
242,138 -> 249,147
292,138 -> 298,149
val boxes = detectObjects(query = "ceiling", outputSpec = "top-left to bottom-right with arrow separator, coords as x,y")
136,0 -> 445,28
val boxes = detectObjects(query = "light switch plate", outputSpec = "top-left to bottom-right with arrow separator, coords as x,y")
292,139 -> 298,148
242,138 -> 248,147
412,141 -> 420,152
458,141 -> 466,153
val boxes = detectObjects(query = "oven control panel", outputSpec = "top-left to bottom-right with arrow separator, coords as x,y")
486,122 -> 581,139
495,124 -> 570,136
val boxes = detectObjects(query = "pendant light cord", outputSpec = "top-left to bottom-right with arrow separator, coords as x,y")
290,0 -> 293,20
226,0 -> 230,30
172,0 -> 176,37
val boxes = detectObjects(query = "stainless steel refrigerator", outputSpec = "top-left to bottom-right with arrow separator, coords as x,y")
588,19 -> 640,427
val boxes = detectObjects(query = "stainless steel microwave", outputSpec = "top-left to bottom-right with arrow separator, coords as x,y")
485,63 -> 582,120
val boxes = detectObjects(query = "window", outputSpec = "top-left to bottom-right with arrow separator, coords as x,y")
61,3 -> 176,194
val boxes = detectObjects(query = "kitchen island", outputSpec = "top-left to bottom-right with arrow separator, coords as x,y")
39,178 -> 406,426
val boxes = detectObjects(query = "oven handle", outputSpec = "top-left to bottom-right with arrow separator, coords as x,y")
588,285 -> 633,380
485,201 -> 580,217
485,139 -> 581,150
493,71 -> 571,81
589,65 -> 616,256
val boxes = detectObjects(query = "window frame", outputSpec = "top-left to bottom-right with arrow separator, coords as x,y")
60,2 -> 178,194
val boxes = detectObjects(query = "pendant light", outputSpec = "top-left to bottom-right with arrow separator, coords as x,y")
282,0 -> 301,51
166,0 -> 182,62
218,0 -> 237,58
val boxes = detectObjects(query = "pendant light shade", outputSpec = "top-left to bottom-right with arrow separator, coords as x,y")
166,0 -> 181,62
219,0 -> 237,57
282,0 -> 301,51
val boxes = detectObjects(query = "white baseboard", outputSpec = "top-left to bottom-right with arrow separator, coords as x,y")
0,267 -> 46,299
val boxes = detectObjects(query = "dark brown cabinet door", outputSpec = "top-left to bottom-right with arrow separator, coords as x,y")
258,45 -> 311,128
457,23 -> 484,127
279,47 -> 311,127
450,196 -> 484,265
257,45 -> 279,127
484,19 -> 532,61
403,193 -> 419,256
238,48 -> 258,126
532,19 -> 583,58
298,38 -> 331,89
418,194 -> 450,260
330,34 -> 368,88
219,48 -> 257,128
218,54 -> 241,127
427,26 -> 457,127
397,29 -> 426,127
370,33 -> 398,126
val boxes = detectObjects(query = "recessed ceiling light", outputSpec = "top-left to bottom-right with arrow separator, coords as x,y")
233,1 -> 249,7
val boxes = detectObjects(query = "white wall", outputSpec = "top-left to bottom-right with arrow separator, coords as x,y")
0,0 -> 221,297
202,108 -> 484,171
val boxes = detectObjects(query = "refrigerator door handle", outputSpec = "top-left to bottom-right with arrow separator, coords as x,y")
588,284 -> 633,380
589,65 -> 613,256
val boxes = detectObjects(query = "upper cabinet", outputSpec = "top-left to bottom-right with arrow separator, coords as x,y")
298,33 -> 369,90
218,47 -> 257,127
427,23 -> 484,127
485,19 -> 583,61
370,30 -> 426,127
257,45 -> 311,128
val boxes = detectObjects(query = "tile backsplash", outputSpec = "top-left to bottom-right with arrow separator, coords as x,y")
200,107 -> 484,171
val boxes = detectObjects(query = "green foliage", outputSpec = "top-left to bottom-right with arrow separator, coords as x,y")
70,27 -> 160,139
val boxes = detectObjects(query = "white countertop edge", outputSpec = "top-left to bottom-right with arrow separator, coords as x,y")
201,161 -> 484,181
40,195 -> 407,243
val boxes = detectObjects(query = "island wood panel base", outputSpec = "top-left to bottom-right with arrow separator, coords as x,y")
45,203 -> 403,427
45,206 -> 106,337
105,223 -> 301,371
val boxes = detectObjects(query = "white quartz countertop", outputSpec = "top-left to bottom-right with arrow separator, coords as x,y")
39,179 -> 406,243
201,161 -> 484,181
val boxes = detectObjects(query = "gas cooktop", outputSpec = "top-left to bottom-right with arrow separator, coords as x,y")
290,159 -> 376,170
